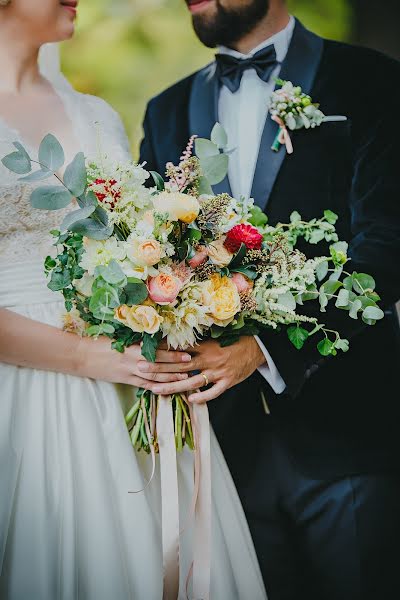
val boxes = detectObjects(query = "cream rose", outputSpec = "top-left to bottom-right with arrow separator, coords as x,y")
153,191 -> 200,224
148,273 -> 182,305
126,238 -> 161,267
208,274 -> 241,326
114,304 -> 162,335
207,237 -> 234,267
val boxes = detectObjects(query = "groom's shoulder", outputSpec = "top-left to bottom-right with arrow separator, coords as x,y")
320,37 -> 400,81
145,63 -> 214,115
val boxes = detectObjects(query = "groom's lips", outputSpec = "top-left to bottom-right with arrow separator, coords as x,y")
186,0 -> 214,14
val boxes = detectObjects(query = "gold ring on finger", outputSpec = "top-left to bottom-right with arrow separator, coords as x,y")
201,372 -> 209,387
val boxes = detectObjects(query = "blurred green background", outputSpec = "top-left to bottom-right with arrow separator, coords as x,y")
60,0 -> 394,156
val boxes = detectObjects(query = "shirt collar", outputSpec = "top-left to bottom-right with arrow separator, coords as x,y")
218,14 -> 295,64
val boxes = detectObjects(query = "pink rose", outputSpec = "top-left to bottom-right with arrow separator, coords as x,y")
148,273 -> 182,305
231,272 -> 254,293
188,247 -> 208,269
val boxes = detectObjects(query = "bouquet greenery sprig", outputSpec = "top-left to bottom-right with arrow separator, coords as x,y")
2,124 -> 384,454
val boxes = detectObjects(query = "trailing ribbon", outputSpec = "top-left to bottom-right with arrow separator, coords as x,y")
271,114 -> 294,154
156,395 -> 212,600
157,395 -> 181,600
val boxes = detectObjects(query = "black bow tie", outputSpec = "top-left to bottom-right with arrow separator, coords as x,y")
215,45 -> 279,93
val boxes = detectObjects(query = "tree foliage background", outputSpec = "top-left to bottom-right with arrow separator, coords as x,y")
62,0 -> 352,155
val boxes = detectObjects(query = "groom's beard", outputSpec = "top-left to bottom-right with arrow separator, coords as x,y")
189,0 -> 270,48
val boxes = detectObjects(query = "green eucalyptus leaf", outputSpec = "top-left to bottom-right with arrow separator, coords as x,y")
349,298 -> 362,319
124,280 -> 149,305
343,275 -> 353,291
78,190 -> 99,209
211,122 -> 228,150
362,306 -> 384,322
331,241 -> 348,254
322,280 -> 342,298
69,218 -> 113,240
324,209 -> 338,224
60,205 -> 96,232
287,326 -> 309,350
195,138 -> 219,160
19,168 -> 53,182
249,206 -> 268,227
64,152 -> 87,197
38,134 -> 65,171
290,211 -> 302,223
335,288 -> 350,308
150,171 -> 165,191
89,286 -> 119,319
277,291 -> 296,311
316,260 -> 329,282
200,153 -> 229,185
197,176 -> 213,196
335,338 -> 350,352
319,291 -> 328,312
317,338 -> 335,356
329,266 -> 343,282
2,142 -> 32,174
309,229 -> 325,244
95,260 -> 126,286
30,185 -> 73,210
353,273 -> 376,294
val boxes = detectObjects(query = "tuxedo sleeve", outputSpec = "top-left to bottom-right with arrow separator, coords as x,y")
261,103 -> 400,399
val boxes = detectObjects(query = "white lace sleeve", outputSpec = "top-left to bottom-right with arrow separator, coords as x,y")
81,95 -> 132,163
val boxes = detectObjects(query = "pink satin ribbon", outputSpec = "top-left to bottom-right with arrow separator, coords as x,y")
157,395 -> 212,600
272,114 -> 294,154
157,396 -> 181,600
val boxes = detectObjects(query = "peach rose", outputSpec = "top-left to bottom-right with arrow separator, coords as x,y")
207,237 -> 234,267
137,239 -> 162,266
152,191 -> 200,224
188,246 -> 208,269
231,272 -> 254,293
148,273 -> 182,305
114,304 -> 162,335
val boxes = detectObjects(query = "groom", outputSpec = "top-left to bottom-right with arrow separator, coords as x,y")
139,1 -> 400,598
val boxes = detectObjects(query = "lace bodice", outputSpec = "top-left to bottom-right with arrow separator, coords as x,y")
0,86 -> 131,266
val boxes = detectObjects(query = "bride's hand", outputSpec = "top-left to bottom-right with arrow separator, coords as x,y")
76,336 -> 192,388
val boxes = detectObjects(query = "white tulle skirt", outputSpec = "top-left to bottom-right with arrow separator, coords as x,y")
0,261 -> 266,600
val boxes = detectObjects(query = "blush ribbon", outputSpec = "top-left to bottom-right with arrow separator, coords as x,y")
271,114 -> 294,154
157,395 -> 211,600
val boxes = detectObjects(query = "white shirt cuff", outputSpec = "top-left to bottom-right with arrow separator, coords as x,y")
254,335 -> 286,395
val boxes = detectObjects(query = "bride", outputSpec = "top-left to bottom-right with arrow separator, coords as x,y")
0,2 -> 266,599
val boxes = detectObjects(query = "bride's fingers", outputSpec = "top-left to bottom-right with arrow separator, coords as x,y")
137,360 -> 196,374
151,372 -> 207,396
153,349 -> 192,364
137,371 -> 188,383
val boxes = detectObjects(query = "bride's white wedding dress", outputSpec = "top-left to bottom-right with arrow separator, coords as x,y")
0,77 -> 267,599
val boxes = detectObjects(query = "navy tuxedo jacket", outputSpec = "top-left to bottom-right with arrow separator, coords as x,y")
139,20 -> 400,480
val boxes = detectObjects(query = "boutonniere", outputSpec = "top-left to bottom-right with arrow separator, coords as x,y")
269,79 -> 346,155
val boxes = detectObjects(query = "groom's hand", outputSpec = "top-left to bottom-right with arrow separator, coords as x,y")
137,337 -> 265,403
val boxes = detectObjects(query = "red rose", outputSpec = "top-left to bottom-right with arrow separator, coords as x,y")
224,224 -> 263,253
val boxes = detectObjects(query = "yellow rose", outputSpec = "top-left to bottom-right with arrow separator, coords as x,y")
208,274 -> 241,326
153,191 -> 200,224
207,237 -> 234,267
114,304 -> 163,335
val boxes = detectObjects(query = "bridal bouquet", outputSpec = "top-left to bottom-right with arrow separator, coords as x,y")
2,125 -> 384,455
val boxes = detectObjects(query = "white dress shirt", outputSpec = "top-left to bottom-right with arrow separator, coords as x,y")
217,17 -> 296,395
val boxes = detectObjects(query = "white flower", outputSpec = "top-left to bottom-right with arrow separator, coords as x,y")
80,238 -> 126,276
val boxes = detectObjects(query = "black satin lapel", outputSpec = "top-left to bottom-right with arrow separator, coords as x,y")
251,20 -> 324,209
189,63 -> 232,196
